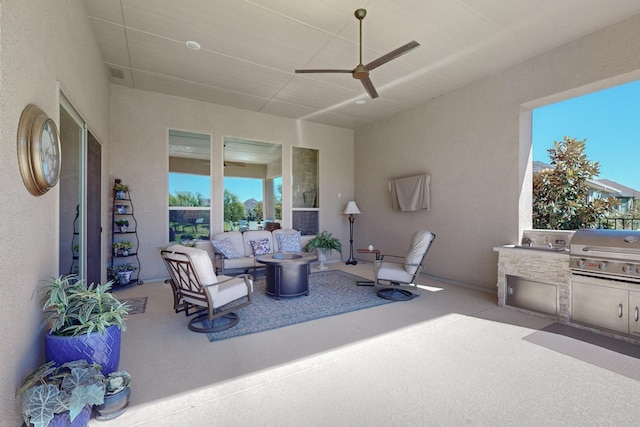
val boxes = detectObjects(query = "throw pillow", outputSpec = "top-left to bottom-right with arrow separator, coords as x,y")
211,238 -> 242,259
250,238 -> 271,256
277,232 -> 302,252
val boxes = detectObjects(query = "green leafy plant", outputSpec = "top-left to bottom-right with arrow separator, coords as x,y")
113,240 -> 133,251
304,231 -> 342,254
113,179 -> 129,192
17,360 -> 106,427
41,275 -> 128,337
115,220 -> 129,227
109,263 -> 137,274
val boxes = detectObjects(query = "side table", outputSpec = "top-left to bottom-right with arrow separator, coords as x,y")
355,248 -> 380,286
357,248 -> 381,261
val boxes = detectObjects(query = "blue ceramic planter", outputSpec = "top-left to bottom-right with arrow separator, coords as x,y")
45,324 -> 121,375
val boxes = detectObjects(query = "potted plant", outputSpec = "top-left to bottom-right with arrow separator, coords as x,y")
115,220 -> 129,232
94,370 -> 131,421
18,360 -> 106,427
304,231 -> 342,270
41,275 -> 129,375
112,240 -> 132,256
114,180 -> 129,200
110,263 -> 137,285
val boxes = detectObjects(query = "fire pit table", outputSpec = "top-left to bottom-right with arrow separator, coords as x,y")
256,252 -> 318,299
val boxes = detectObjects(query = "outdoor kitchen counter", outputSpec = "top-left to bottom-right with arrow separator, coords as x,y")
494,245 -> 571,323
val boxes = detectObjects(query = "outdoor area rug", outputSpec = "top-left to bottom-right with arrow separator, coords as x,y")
120,296 -> 148,315
206,270 -> 396,342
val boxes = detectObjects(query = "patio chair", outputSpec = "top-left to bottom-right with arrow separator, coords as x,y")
161,244 -> 253,333
361,230 -> 435,301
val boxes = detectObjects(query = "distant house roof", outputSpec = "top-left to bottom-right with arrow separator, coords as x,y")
596,179 -> 640,198
532,161 -> 552,174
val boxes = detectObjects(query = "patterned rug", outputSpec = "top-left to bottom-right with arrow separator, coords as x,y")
120,297 -> 148,315
206,270 -> 396,342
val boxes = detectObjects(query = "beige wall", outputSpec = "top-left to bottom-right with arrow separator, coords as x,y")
354,13 -> 640,289
0,0 -> 111,424
110,85 -> 355,281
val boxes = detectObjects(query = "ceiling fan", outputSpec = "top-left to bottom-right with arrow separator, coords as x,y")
295,8 -> 420,99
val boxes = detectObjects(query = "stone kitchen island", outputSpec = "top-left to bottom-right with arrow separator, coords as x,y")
495,244 -> 571,323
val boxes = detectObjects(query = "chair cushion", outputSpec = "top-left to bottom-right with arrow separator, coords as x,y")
375,261 -> 413,284
404,230 -> 434,274
165,244 -> 218,286
210,275 -> 251,308
249,238 -> 271,256
211,238 -> 242,259
276,231 -> 302,252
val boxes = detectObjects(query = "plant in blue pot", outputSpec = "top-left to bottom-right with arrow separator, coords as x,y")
41,275 -> 129,375
18,360 -> 105,427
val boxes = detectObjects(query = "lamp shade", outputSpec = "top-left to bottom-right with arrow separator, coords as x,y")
343,201 -> 361,215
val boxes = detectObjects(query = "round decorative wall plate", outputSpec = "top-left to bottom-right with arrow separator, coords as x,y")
17,104 -> 61,195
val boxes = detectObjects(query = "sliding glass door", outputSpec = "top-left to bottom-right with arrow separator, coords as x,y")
58,96 -> 102,284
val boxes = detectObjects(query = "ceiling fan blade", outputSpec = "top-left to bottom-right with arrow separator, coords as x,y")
365,41 -> 420,71
295,69 -> 352,74
361,77 -> 379,99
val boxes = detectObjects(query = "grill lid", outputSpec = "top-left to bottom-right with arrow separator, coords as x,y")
570,229 -> 640,257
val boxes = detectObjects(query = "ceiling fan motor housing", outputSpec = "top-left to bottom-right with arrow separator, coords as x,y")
353,65 -> 369,80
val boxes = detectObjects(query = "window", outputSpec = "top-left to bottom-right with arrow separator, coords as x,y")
168,130 -> 211,241
532,80 -> 640,229
223,138 -> 282,231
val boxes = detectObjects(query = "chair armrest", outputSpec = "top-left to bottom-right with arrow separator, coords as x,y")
204,274 -> 253,294
379,254 -> 406,262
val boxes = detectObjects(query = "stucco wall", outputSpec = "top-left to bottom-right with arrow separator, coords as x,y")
110,85 -> 354,281
0,1 -> 111,424
354,13 -> 640,289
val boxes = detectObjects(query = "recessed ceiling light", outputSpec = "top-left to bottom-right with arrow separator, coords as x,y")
355,99 -> 367,105
186,40 -> 201,50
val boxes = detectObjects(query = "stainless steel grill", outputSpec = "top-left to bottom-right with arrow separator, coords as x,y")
570,229 -> 640,281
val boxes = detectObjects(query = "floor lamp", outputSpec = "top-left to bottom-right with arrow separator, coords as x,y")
343,201 -> 361,265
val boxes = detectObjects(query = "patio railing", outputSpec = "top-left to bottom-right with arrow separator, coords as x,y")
598,217 -> 640,230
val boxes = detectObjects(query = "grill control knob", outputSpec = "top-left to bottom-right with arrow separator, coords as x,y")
623,264 -> 633,273
598,261 -> 608,270
576,259 -> 586,268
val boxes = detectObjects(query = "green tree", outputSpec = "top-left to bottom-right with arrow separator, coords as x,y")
169,191 -> 208,207
224,189 -> 246,224
253,202 -> 264,221
275,183 -> 282,220
533,136 -> 619,229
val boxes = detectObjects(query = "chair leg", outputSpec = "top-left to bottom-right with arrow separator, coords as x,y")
188,310 -> 240,333
376,282 -> 419,301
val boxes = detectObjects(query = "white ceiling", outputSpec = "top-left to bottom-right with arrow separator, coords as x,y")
83,0 -> 640,130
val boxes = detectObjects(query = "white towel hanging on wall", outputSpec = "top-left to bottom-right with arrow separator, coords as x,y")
388,174 -> 430,211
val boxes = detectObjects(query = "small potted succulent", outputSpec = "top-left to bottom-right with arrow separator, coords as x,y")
115,220 -> 129,233
41,276 -> 128,375
94,370 -> 131,421
304,231 -> 342,270
18,360 -> 106,427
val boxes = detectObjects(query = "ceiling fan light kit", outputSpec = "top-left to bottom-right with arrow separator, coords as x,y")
295,8 -> 420,99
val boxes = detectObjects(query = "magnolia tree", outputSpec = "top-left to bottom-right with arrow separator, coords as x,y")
533,136 -> 619,229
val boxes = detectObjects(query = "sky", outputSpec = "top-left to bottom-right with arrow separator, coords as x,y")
169,174 -> 269,202
533,79 -> 640,191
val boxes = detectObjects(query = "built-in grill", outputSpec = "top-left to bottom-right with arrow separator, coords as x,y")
570,229 -> 640,282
